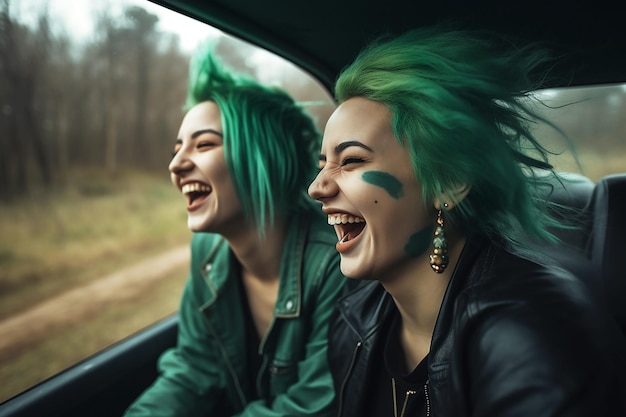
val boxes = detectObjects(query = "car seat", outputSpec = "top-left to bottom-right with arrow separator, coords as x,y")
589,173 -> 626,335
538,172 -> 626,336
539,173 -> 597,291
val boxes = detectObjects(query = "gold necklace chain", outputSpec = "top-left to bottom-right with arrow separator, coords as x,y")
391,377 -> 417,417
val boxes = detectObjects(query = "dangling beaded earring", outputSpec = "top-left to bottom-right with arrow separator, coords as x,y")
429,204 -> 449,273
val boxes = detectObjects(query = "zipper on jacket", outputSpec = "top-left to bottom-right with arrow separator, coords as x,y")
256,305 -> 280,398
202,309 -> 248,407
337,340 -> 362,417
201,264 -> 248,409
424,379 -> 431,417
256,348 -> 270,399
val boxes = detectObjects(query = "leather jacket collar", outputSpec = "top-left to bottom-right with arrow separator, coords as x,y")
331,236 -> 491,415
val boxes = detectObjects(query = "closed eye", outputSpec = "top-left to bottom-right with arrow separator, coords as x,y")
341,157 -> 365,166
197,142 -> 217,149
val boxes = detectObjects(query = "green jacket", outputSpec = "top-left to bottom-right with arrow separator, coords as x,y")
125,207 -> 344,417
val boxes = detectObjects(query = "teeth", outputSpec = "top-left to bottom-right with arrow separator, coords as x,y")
327,214 -> 365,225
182,183 -> 211,194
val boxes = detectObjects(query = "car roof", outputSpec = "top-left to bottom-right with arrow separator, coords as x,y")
153,0 -> 625,92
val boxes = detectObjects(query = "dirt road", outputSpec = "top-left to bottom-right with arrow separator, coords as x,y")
0,245 -> 189,359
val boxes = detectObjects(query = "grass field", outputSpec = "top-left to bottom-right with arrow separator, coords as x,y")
0,169 -> 192,402
0,170 -> 190,318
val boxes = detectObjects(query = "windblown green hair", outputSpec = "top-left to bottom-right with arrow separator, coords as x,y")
185,43 -> 321,237
335,27 -> 569,244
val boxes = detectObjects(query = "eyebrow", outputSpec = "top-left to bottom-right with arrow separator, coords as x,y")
335,140 -> 373,153
192,129 -> 223,139
319,140 -> 373,161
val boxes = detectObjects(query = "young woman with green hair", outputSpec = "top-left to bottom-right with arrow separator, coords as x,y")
308,27 -> 626,416
124,45 -> 344,417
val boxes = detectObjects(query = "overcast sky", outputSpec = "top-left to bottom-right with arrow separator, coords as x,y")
10,0 -> 328,91
12,0 -> 220,51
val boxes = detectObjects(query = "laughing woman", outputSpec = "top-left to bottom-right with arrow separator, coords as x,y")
124,46 -> 344,417
308,28 -> 626,416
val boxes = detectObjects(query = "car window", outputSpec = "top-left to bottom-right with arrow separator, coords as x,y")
0,0 -> 335,403
531,84 -> 626,182
2,0 -> 624,406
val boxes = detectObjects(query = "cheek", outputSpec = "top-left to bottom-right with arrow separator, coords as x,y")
358,170 -> 405,210
359,174 -> 430,257
404,226 -> 433,258
200,153 -> 230,181
361,171 -> 404,199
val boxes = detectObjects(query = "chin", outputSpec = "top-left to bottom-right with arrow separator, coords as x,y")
187,224 -> 203,233
340,263 -> 372,281
187,217 -> 212,233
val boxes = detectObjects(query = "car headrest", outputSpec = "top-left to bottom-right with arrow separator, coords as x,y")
589,173 -> 626,334
544,172 -> 595,251
534,173 -> 598,294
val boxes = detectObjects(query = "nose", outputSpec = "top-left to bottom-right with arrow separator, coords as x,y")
169,148 -> 193,176
308,168 -> 337,201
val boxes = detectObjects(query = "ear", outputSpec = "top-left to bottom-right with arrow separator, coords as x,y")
433,184 -> 471,210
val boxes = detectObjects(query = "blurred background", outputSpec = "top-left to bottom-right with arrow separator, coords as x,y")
0,0 -> 335,402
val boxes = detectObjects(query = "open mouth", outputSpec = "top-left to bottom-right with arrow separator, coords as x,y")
182,182 -> 212,209
328,214 -> 366,244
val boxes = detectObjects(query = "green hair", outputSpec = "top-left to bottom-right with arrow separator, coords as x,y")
335,27 -> 571,244
185,43 -> 321,237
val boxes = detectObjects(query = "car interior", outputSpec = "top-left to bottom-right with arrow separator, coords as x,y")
0,0 -> 624,416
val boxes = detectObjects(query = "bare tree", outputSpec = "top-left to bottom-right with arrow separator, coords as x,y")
0,0 -> 56,198
126,6 -> 159,164
0,1 -> 205,198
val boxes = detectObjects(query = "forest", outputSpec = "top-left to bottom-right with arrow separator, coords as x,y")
0,0 -> 333,201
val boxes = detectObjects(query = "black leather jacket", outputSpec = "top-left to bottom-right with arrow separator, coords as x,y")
329,237 -> 626,417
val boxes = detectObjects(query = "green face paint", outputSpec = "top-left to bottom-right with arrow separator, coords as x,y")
404,226 -> 433,258
362,171 -> 404,199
